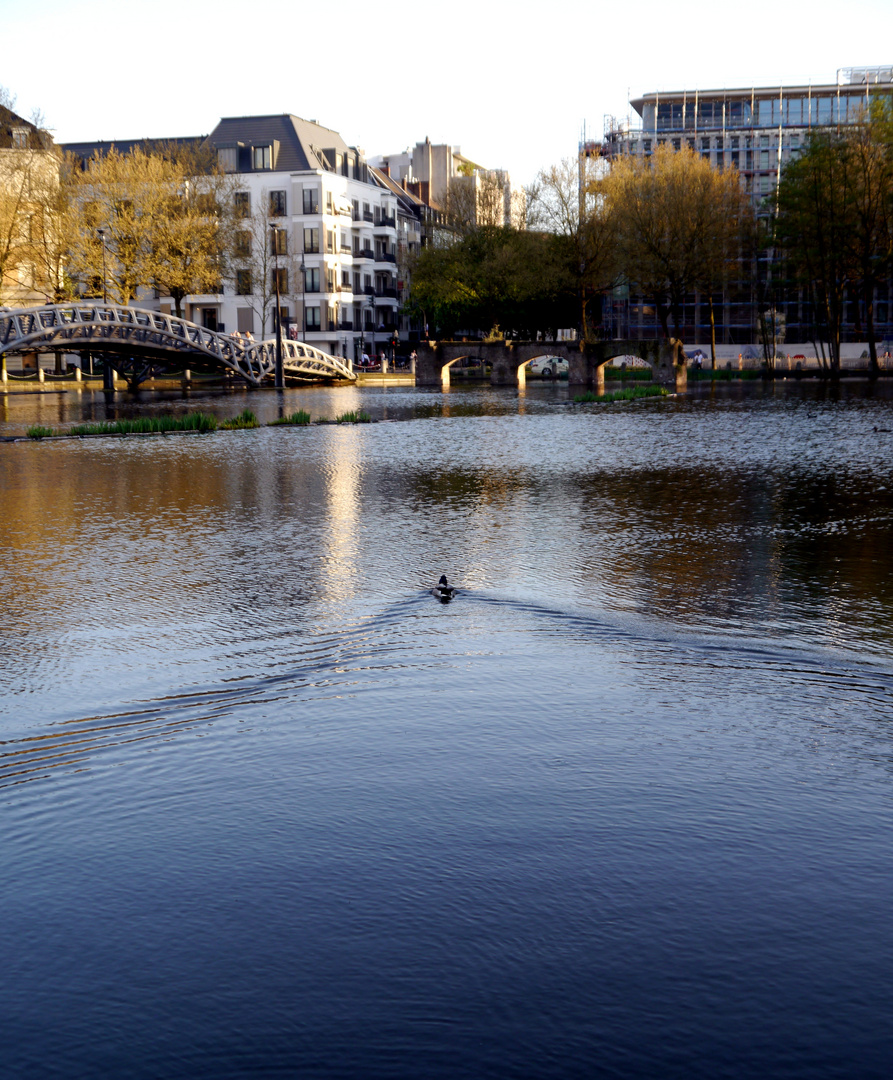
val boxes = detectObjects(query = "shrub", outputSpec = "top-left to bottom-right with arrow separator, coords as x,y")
269,410 -> 312,426
219,409 -> 259,430
334,410 -> 372,424
26,425 -> 54,439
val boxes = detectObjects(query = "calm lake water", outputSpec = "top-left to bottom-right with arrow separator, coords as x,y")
2,380 -> 893,1079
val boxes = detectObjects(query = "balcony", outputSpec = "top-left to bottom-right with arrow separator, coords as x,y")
363,285 -> 376,296
339,319 -> 353,330
373,215 -> 396,231
375,287 -> 398,299
375,251 -> 397,264
363,210 -> 374,222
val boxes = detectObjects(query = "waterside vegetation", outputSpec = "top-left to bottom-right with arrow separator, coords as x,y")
21,407 -> 381,438
574,385 -> 669,404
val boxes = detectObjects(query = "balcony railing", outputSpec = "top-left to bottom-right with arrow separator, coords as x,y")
375,287 -> 398,299
375,251 -> 397,264
339,319 -> 353,330
353,247 -> 374,260
363,285 -> 376,296
363,210 -> 374,222
373,215 -> 396,230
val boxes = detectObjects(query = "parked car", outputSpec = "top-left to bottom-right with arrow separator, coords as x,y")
526,356 -> 568,378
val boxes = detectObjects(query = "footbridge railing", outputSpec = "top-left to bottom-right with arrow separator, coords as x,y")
0,303 -> 356,385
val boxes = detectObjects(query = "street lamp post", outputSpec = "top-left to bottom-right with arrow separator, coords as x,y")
97,228 -> 107,304
300,235 -> 307,343
270,223 -> 283,389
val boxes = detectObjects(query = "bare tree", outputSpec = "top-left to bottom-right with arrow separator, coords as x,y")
0,103 -> 62,306
527,156 -> 618,339
437,170 -> 510,236
229,190 -> 304,338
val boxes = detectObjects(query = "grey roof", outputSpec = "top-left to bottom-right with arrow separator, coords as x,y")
207,114 -> 354,172
61,135 -> 204,162
63,114 -> 363,176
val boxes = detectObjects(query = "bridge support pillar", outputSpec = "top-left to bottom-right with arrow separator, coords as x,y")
37,365 -> 45,384
103,364 -> 115,391
594,363 -> 606,394
653,339 -> 688,393
182,369 -> 192,388
74,366 -> 82,383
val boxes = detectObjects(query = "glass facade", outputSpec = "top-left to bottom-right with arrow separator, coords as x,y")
640,89 -> 870,134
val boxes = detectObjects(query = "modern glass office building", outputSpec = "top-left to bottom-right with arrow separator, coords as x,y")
591,67 -> 893,348
601,66 -> 890,205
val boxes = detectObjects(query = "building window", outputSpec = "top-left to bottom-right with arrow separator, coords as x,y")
270,228 -> 288,255
235,192 -> 250,218
252,145 -> 271,170
236,270 -> 252,295
304,267 -> 320,293
326,192 -> 334,214
701,138 -> 710,151
306,306 -> 320,330
235,232 -> 251,259
672,138 -> 681,150
303,227 -> 319,254
271,268 -> 288,292
217,147 -> 237,173
11,127 -> 29,149
342,270 -> 351,288
303,188 -> 319,214
269,190 -> 287,217
352,199 -> 360,221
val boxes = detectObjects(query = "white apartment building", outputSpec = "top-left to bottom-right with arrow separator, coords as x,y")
196,114 -> 401,360
65,115 -> 405,360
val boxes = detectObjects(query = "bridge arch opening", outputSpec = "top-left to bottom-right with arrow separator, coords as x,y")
440,354 -> 485,387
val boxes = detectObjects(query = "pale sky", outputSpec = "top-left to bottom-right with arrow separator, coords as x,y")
3,0 -> 891,187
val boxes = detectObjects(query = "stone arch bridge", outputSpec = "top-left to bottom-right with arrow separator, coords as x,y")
0,303 -> 356,385
414,339 -> 687,392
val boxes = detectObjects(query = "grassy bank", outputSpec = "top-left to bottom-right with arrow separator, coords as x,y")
574,385 -> 669,404
23,407 -> 379,439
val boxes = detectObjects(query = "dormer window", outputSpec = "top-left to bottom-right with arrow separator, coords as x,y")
11,127 -> 28,149
252,145 -> 271,170
217,147 -> 238,173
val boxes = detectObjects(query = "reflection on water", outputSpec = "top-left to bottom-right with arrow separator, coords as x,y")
1,381 -> 893,1078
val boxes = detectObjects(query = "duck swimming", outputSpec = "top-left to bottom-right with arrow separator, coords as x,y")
431,574 -> 456,601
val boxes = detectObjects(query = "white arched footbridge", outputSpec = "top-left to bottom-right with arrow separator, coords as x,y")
0,303 -> 356,384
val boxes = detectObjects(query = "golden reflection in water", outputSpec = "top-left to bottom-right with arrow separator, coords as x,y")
320,426 -> 363,601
